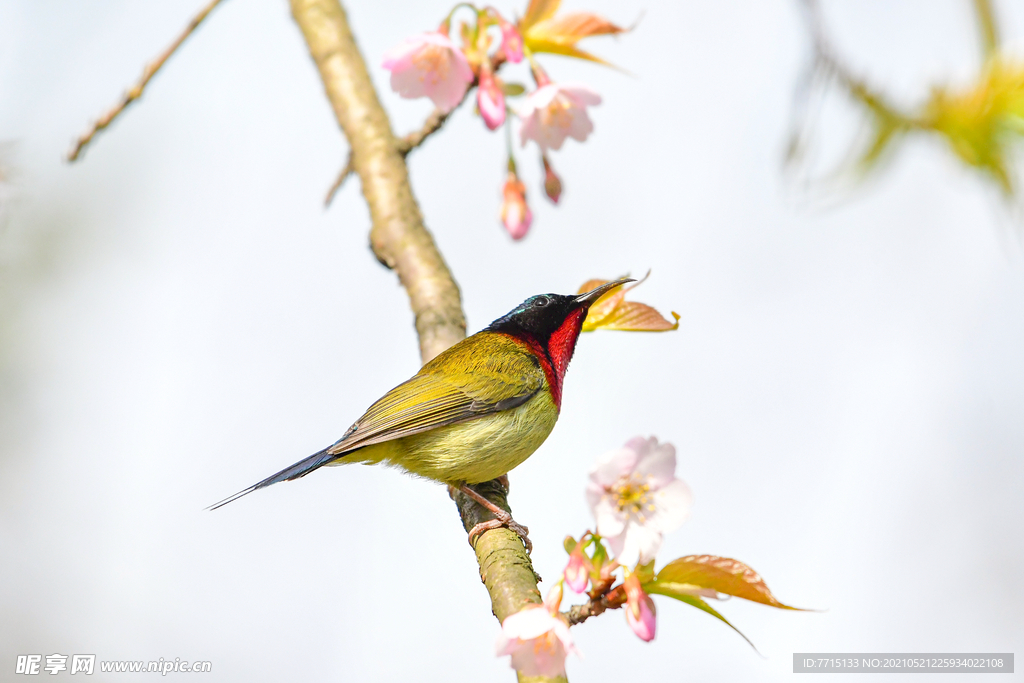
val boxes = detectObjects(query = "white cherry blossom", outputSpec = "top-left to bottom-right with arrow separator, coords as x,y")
586,436 -> 692,568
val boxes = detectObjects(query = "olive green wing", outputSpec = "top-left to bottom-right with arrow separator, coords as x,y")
205,334 -> 545,510
326,335 -> 546,456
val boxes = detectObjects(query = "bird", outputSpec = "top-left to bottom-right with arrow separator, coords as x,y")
209,278 -> 633,549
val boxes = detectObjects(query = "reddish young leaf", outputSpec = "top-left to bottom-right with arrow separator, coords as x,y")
578,275 -> 679,332
528,11 -> 627,46
519,0 -> 562,34
654,555 -> 803,610
519,3 -> 628,67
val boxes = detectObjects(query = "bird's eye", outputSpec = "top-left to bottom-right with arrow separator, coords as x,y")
534,296 -> 550,308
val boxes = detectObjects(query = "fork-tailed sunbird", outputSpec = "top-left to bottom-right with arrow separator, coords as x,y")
210,278 -> 633,543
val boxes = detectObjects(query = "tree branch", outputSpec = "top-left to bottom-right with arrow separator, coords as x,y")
66,0 -> 226,162
452,480 -> 544,620
290,0 -> 465,363
564,583 -> 625,627
289,2 -> 550,680
324,99 -> 467,207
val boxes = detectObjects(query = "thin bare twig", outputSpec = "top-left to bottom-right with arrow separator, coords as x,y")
323,156 -> 354,206
324,98 -> 467,207
66,0 -> 226,162
801,0 -> 917,128
564,584 -> 625,627
973,0 -> 1000,58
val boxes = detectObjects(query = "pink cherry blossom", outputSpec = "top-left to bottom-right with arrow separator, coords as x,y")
478,68 -> 506,130
382,32 -> 474,112
624,573 -> 657,642
498,19 -> 524,63
517,83 -> 602,152
563,548 -> 590,593
500,172 -> 532,240
586,437 -> 692,568
495,606 -> 579,678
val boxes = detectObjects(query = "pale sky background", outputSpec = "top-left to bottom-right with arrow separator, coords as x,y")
1,0 -> 1023,681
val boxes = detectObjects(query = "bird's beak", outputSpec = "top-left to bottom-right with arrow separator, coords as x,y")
573,278 -> 635,307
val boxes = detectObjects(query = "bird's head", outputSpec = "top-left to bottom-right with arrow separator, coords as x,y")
486,278 -> 634,392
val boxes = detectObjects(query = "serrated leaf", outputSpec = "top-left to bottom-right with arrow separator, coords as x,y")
593,302 -> 680,331
655,555 -> 802,610
643,587 -> 758,652
579,275 -> 679,332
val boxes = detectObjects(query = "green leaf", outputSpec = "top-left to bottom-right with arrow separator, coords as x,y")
590,538 -> 608,567
563,536 -> 577,555
655,555 -> 803,610
645,586 -> 759,652
501,83 -> 526,97
633,560 -> 656,585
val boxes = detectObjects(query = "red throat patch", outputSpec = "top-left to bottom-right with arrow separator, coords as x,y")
502,309 -> 587,411
547,308 -> 587,383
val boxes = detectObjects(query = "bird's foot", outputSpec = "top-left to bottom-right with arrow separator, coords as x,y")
458,483 -> 533,554
467,515 -> 533,554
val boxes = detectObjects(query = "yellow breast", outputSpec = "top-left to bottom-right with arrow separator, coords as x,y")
349,389 -> 558,484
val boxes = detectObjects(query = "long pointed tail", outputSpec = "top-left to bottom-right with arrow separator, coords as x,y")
206,446 -> 340,510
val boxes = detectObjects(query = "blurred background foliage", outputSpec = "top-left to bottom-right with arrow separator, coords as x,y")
788,0 -> 1024,204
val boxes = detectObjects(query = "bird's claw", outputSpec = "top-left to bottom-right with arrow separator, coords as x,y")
467,513 -> 533,554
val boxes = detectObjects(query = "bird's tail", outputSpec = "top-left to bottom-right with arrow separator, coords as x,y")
206,446 -> 341,510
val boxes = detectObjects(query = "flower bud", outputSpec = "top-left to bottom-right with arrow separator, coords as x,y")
542,155 -> 562,204
500,171 -> 532,240
498,18 -> 524,63
477,65 -> 506,131
563,547 -> 590,593
624,573 -> 657,642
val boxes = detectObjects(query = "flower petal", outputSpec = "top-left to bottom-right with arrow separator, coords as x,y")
645,479 -> 693,534
609,519 -> 663,568
634,439 -> 677,487
388,64 -> 429,100
382,32 -> 472,112
510,636 -> 567,678
589,446 -> 640,486
499,606 -> 560,641
589,490 -> 626,537
551,620 -> 580,656
623,435 -> 654,457
560,83 -> 603,106
496,607 -> 575,679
